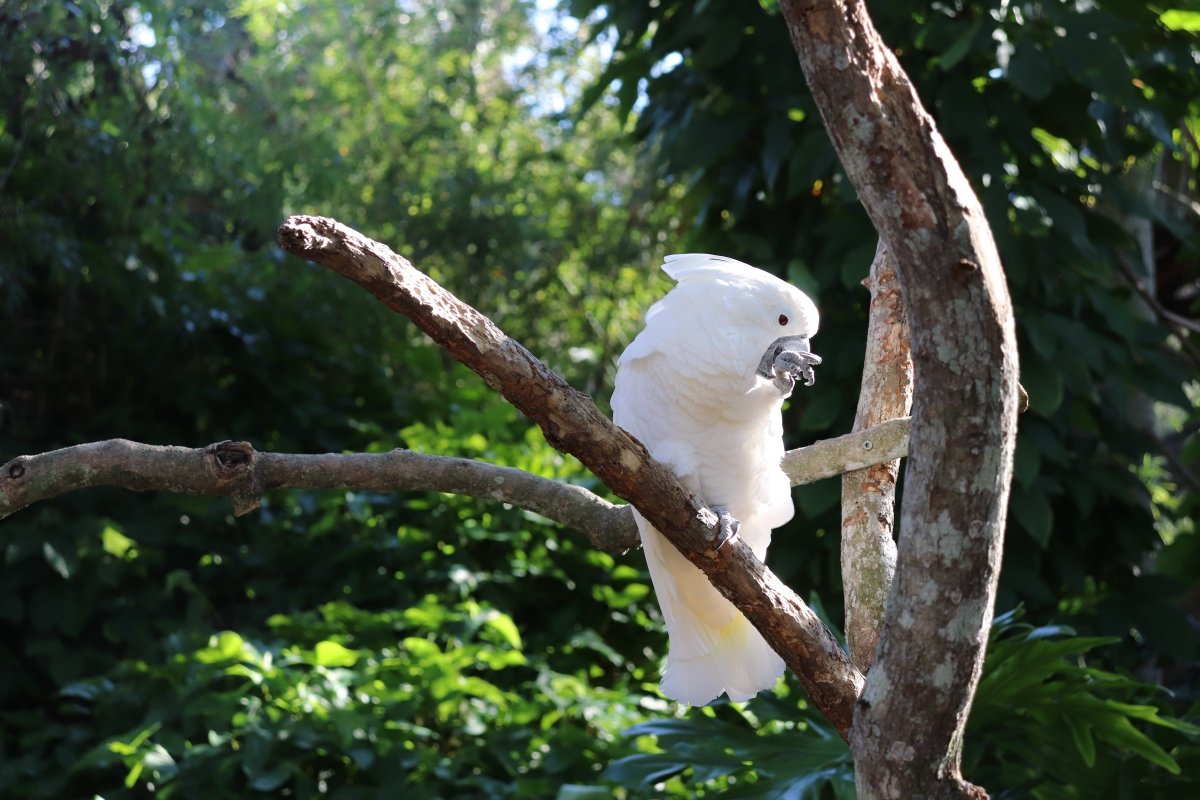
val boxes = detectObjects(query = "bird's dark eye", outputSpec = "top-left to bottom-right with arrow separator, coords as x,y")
778,314 -> 789,326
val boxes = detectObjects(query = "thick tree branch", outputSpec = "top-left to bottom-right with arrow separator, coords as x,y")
786,416 -> 909,487
780,2 -> 1019,797
0,421 -> 910,554
275,214 -> 866,735
841,243 -> 911,671
0,440 -> 629,546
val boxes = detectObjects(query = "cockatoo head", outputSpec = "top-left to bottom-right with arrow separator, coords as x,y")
630,253 -> 821,398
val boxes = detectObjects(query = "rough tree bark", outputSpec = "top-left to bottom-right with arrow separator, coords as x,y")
840,243 -> 911,671
779,2 -> 1020,798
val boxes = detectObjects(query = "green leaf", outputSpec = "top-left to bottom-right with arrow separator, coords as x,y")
1020,352 -> 1064,416
1104,700 -> 1200,734
124,761 -> 144,789
196,631 -> 249,663
1024,623 -> 1077,640
1007,45 -> 1055,100
108,722 -> 163,757
1012,486 -> 1053,547
313,640 -> 360,667
939,18 -> 984,71
568,629 -> 625,666
1095,716 -> 1181,774
101,525 -> 137,559
1033,189 -> 1090,253
1031,128 -> 1079,173
602,752 -> 692,786
247,764 -> 292,792
483,610 -> 522,650
1063,712 -> 1096,767
1132,106 -> 1177,149
1160,9 -> 1200,31
1013,440 -> 1041,489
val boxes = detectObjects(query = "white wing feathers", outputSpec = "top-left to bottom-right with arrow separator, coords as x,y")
615,355 -> 787,706
612,255 -> 817,705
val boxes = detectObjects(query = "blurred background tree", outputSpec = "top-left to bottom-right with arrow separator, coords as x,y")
1,0 -> 1196,797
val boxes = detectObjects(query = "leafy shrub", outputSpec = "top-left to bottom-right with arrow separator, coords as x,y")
567,609 -> 1198,799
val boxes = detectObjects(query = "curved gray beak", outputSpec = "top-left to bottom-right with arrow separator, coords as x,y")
757,335 -> 822,395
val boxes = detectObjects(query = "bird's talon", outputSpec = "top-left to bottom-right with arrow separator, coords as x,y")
711,505 -> 741,550
772,349 -> 822,390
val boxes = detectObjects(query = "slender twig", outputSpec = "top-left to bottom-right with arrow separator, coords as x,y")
1151,180 -> 1200,225
1114,252 -> 1200,360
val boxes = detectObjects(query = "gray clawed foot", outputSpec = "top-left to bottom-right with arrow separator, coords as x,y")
711,505 -> 741,550
756,335 -> 821,395
774,349 -> 822,390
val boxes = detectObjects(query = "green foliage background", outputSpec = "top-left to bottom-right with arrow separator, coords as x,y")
1,0 -> 1197,797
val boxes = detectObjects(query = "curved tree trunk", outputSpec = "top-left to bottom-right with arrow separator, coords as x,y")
779,2 -> 1020,797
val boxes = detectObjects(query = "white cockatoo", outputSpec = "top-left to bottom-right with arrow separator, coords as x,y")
612,253 -> 821,706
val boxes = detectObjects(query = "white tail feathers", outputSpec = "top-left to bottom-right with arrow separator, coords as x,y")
638,516 -> 785,705
660,612 -> 785,706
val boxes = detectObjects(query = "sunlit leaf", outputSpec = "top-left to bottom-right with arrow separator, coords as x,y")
313,640 -> 360,668
1159,9 -> 1200,31
101,525 -> 137,559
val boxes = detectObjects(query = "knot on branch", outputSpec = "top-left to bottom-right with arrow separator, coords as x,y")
954,259 -> 981,278
277,215 -> 336,256
6,457 -> 28,480
205,441 -> 263,517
